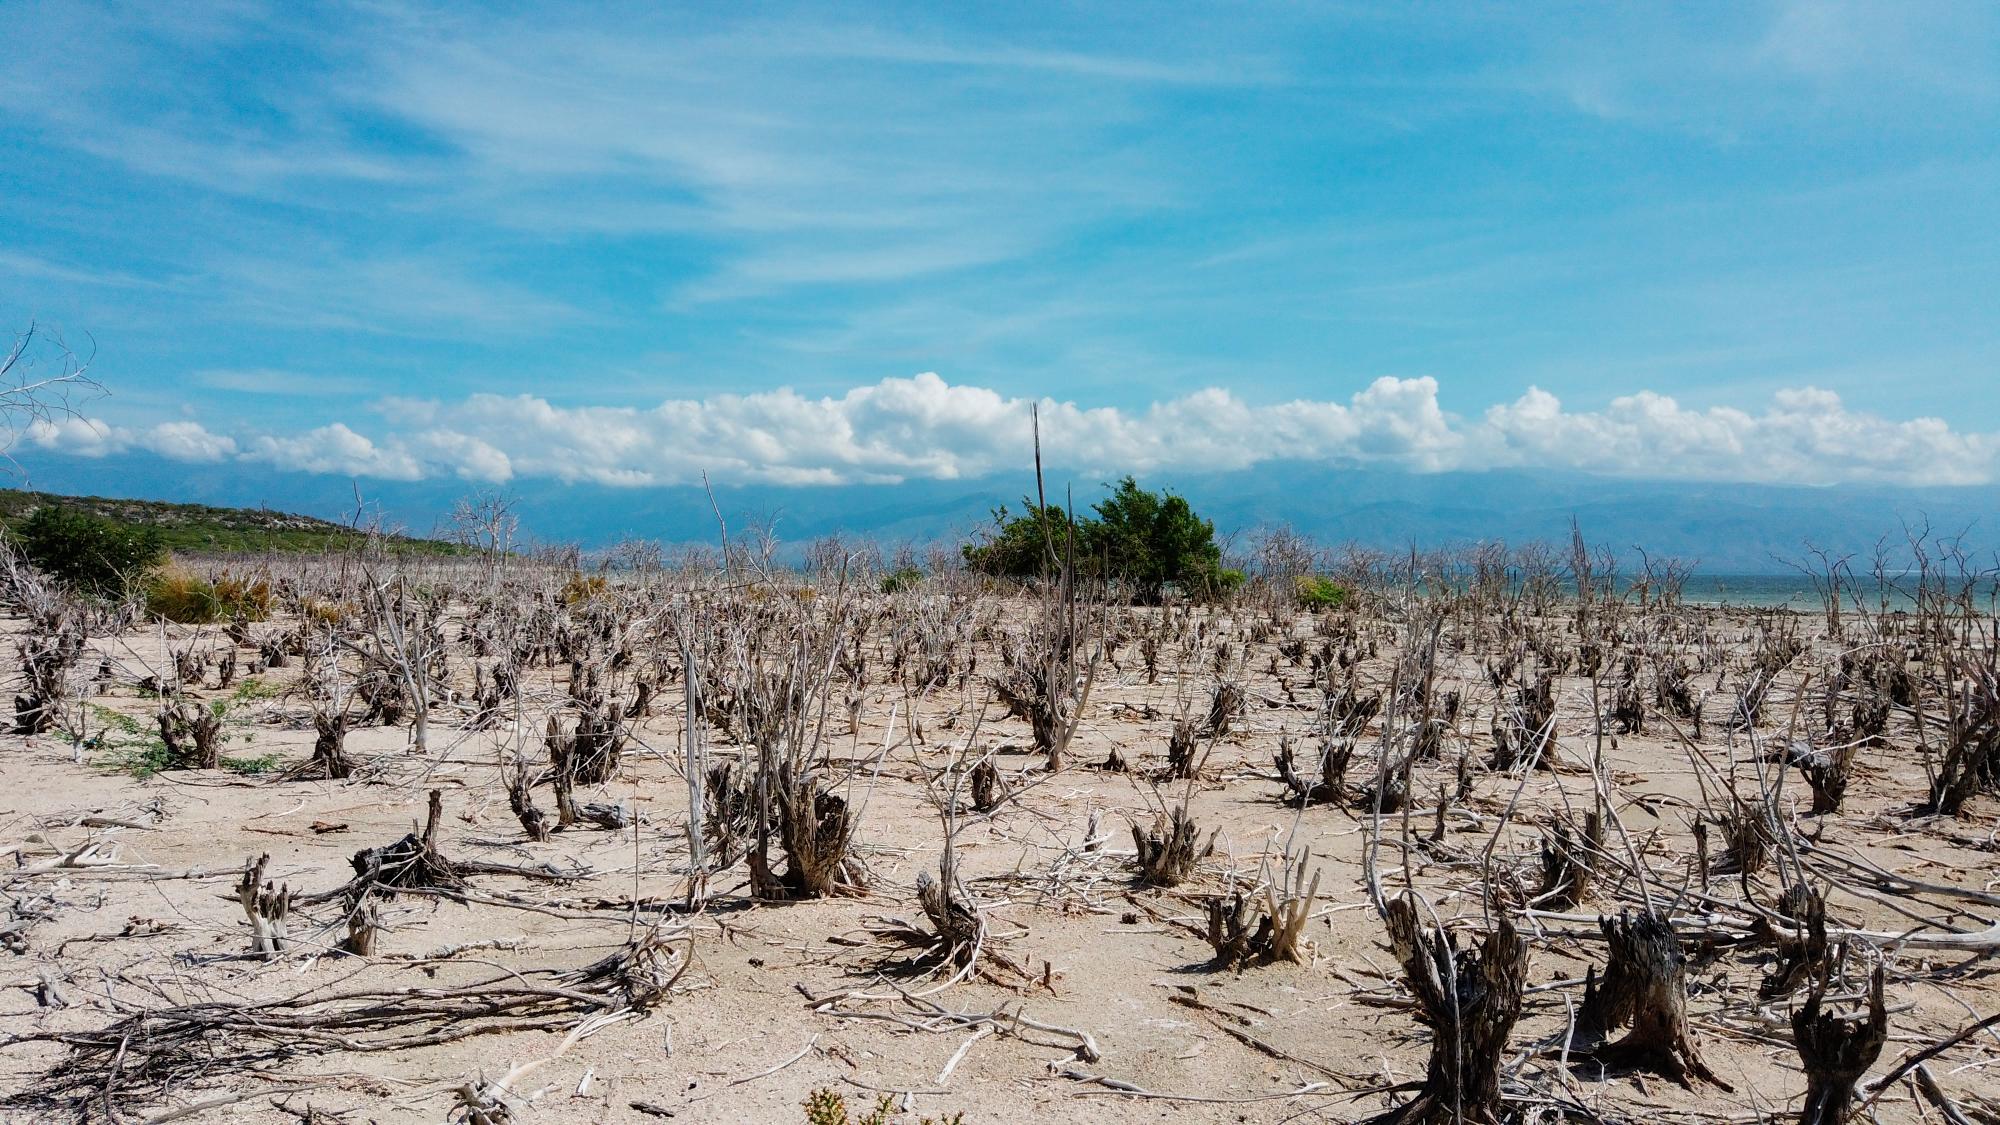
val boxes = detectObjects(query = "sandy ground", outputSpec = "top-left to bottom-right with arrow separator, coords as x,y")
1,590 -> 1996,1125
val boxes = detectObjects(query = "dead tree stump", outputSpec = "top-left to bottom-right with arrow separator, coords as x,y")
348,789 -> 465,897
309,710 -> 351,780
969,759 -> 1008,813
157,699 -> 224,770
1165,718 -> 1199,779
1537,809 -> 1604,910
1759,883 -> 1832,999
1275,734 -> 1352,806
1206,856 -> 1318,969
1576,910 -> 1731,1089
1793,966 -> 1887,1125
917,855 -> 985,969
506,762 -> 552,842
1373,895 -> 1527,1125
1132,805 -> 1200,888
342,893 -> 380,957
237,854 -> 291,960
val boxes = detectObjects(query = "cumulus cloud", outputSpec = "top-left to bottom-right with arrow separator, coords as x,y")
26,375 -> 2000,489
26,416 -> 237,463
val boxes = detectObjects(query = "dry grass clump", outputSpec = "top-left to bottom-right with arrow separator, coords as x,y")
144,566 -> 272,624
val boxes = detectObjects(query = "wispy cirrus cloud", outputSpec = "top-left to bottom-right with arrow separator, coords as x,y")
194,369 -> 373,396
29,375 -> 1998,489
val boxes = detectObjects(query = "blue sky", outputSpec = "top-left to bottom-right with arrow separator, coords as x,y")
3,1 -> 1998,490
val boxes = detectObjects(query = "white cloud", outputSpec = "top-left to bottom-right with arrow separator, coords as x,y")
1478,385 -> 1997,486
241,424 -> 424,480
26,375 -> 1999,489
25,416 -> 236,462
141,420 -> 238,463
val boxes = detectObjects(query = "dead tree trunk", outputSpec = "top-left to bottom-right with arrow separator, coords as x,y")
1374,895 -> 1528,1125
1793,967 -> 1887,1125
1575,910 -> 1731,1089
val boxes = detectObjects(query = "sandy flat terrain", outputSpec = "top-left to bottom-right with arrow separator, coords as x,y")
2,570 -> 1996,1124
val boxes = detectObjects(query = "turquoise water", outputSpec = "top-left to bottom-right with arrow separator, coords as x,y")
1675,574 -> 2000,611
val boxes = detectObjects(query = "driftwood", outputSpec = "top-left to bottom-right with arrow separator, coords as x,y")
6,928 -> 689,1119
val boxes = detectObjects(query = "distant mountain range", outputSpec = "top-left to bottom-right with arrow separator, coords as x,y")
11,452 -> 1996,573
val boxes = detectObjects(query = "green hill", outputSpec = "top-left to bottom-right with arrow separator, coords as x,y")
0,489 -> 467,556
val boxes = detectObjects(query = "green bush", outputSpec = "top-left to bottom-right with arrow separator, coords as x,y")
962,477 -> 1227,601
145,569 -> 273,624
1295,575 -> 1349,609
879,564 -> 924,594
959,500 -> 1085,579
14,505 -> 165,595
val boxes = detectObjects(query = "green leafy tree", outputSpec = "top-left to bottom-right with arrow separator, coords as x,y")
962,478 -> 1234,600
15,505 -> 164,595
960,500 -> 1085,579
1088,476 -> 1226,598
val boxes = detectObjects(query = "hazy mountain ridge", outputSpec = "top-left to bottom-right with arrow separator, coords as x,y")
14,453 -> 1995,572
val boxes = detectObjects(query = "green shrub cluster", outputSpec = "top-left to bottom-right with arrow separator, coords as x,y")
13,505 -> 165,595
962,476 -> 1234,601
1295,574 -> 1349,609
878,564 -> 925,593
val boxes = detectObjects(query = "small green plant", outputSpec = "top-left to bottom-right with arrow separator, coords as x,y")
802,1089 -> 963,1125
13,504 -> 165,595
879,564 -> 924,594
1296,575 -> 1349,609
88,682 -> 279,779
